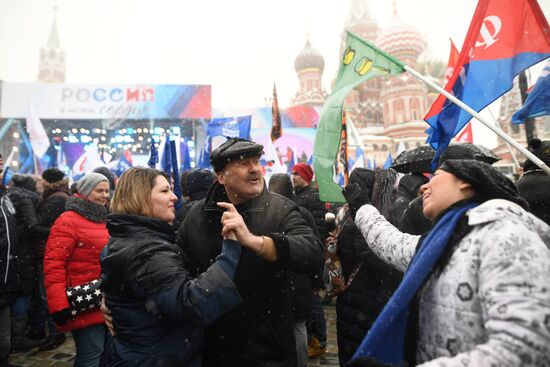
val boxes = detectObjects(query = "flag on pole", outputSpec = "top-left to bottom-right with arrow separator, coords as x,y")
350,146 -> 365,172
148,138 -> 159,168
169,139 -> 183,210
313,31 -> 405,202
181,139 -> 192,172
424,0 -> 550,166
112,150 -> 133,177
26,100 -> 50,158
271,84 -> 282,142
512,59 -> 550,123
383,151 -> 393,169
454,122 -> 474,143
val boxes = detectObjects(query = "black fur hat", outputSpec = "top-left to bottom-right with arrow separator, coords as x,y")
42,167 -> 65,183
523,138 -> 550,172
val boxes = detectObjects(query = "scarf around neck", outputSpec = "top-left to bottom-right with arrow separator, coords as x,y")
351,201 -> 479,364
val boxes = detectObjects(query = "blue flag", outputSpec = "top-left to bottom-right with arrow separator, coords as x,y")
161,135 -> 172,177
512,60 -> 550,123
198,116 -> 252,169
181,139 -> 192,172
2,166 -> 13,187
383,152 -> 393,169
114,150 -> 133,177
169,139 -> 183,210
148,138 -> 159,168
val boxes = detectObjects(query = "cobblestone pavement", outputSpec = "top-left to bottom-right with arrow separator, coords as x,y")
8,304 -> 340,367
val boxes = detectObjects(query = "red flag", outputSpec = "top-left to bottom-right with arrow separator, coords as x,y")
424,0 -> 550,165
444,40 -> 460,87
454,122 -> 473,143
270,83 -> 282,142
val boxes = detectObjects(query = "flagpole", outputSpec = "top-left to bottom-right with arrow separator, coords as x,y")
404,65 -> 550,176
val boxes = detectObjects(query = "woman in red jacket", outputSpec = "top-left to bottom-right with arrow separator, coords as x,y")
44,172 -> 110,367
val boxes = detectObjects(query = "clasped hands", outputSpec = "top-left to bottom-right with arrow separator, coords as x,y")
217,202 -> 274,260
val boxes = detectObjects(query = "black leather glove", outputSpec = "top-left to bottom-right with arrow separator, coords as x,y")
342,182 -> 370,220
51,308 -> 73,326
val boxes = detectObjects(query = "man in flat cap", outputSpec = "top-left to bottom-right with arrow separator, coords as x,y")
177,137 -> 323,367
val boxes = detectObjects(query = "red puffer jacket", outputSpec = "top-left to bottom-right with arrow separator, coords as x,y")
44,196 -> 109,332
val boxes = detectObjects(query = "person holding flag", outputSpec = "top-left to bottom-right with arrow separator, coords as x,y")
345,159 -> 550,366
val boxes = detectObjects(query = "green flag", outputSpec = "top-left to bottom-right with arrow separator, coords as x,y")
313,31 -> 406,203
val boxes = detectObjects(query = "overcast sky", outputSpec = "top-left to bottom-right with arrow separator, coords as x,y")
0,0 -> 549,147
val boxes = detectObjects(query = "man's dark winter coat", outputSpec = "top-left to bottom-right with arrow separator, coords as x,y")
293,184 -> 329,241
6,186 -> 40,295
101,214 -> 241,367
0,191 -> 18,306
178,182 -> 323,367
288,206 -> 322,323
336,211 -> 402,366
32,188 -> 69,256
517,170 -> 550,226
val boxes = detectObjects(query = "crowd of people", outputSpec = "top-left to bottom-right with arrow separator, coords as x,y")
0,136 -> 549,367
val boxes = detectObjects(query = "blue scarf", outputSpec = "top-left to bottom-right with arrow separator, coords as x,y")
351,201 -> 479,364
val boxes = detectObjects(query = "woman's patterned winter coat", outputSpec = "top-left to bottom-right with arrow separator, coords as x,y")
355,199 -> 550,366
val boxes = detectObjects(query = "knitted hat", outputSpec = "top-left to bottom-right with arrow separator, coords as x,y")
93,167 -> 116,190
439,159 -> 529,210
11,174 -> 37,192
187,169 -> 216,201
210,138 -> 264,172
292,163 -> 314,184
42,167 -> 65,183
76,173 -> 108,197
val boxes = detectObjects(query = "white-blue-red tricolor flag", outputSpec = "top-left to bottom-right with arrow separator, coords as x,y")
424,0 -> 550,166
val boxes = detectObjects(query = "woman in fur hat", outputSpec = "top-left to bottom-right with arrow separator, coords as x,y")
44,173 -> 110,366
344,160 -> 550,367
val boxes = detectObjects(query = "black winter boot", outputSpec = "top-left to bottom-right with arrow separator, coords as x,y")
10,316 -> 42,353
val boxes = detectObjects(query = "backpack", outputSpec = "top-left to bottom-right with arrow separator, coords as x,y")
323,217 -> 363,297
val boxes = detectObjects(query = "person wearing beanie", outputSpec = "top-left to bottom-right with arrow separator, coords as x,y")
344,159 -> 550,366
93,167 -> 117,199
291,162 -> 314,186
516,138 -> 550,226
6,174 -> 43,352
44,172 -> 110,365
174,137 -> 322,366
291,163 -> 329,241
30,168 -> 70,351
289,162 -> 329,358
42,168 -> 65,185
268,173 -> 322,367
174,169 -> 216,229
